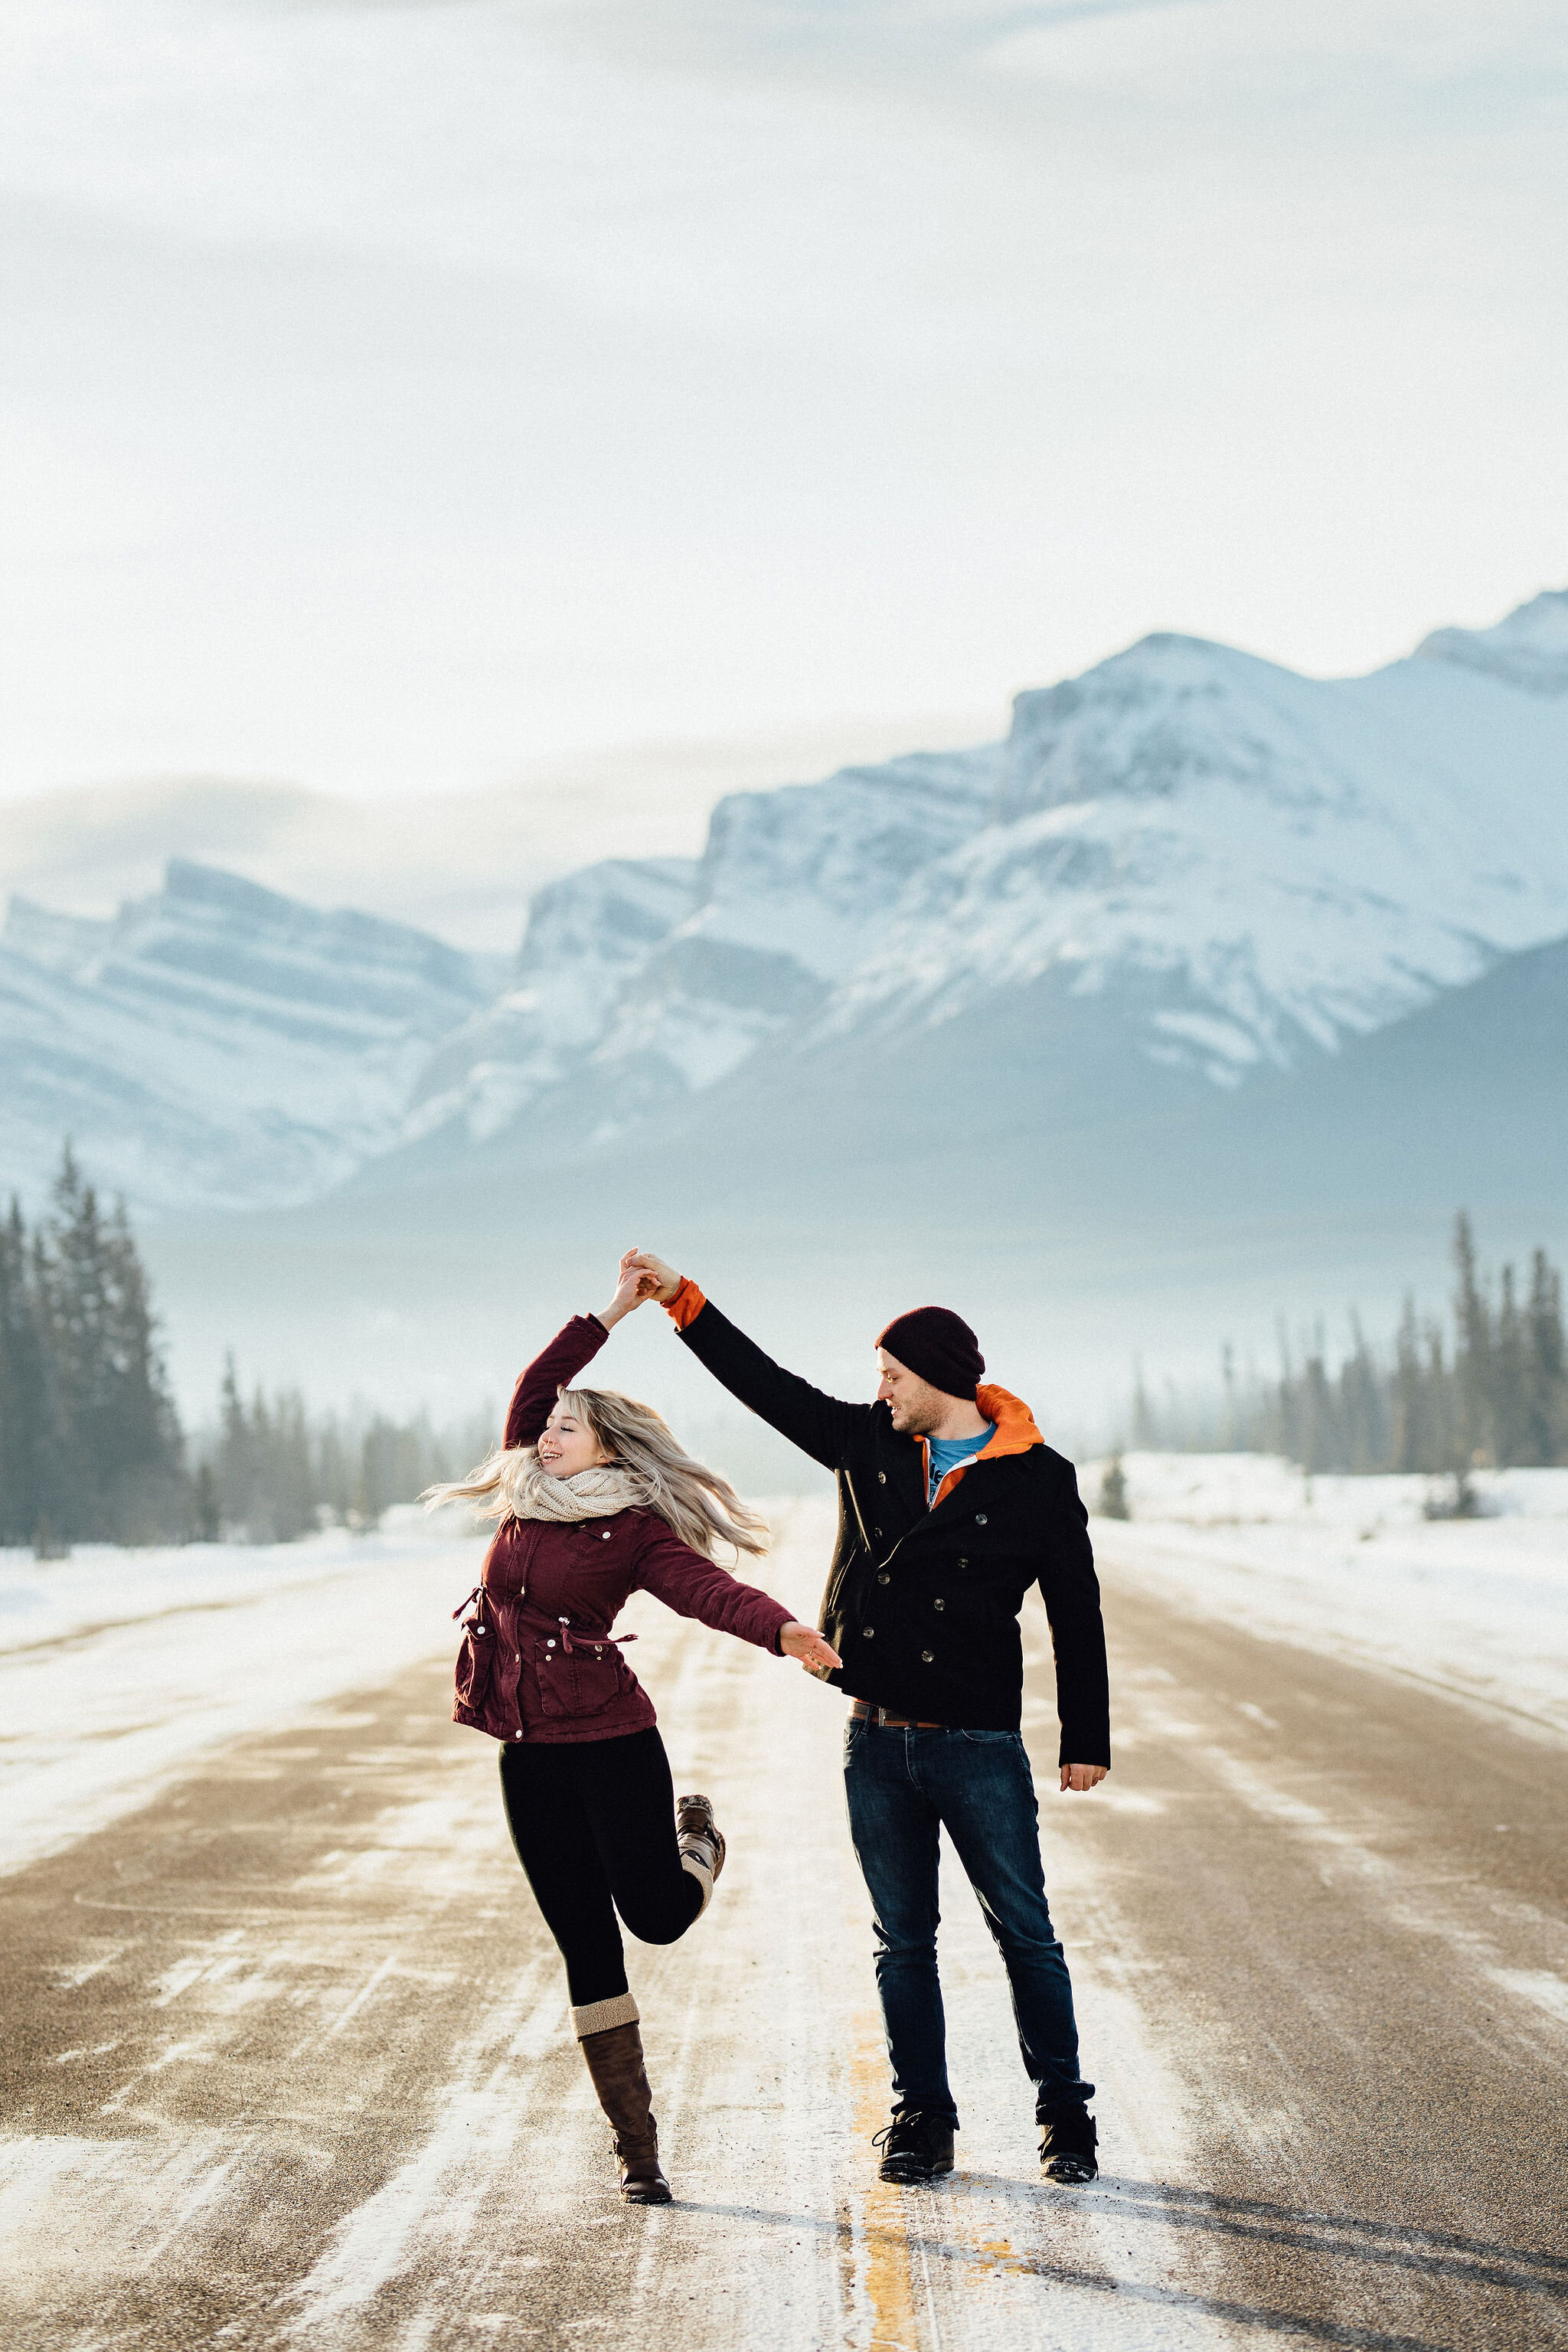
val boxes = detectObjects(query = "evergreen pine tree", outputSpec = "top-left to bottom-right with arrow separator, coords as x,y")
269,1392 -> 316,1541
1452,1211 -> 1492,1468
96,1197 -> 188,1539
0,1198 -> 65,1545
1491,1264 -> 1527,1468
1524,1248 -> 1568,1465
2,1149 -> 188,1542
215,1355 -> 253,1536
1391,1296 -> 1422,1473
193,1462 -> 221,1543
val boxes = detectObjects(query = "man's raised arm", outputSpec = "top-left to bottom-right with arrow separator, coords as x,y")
627,1250 -> 872,1473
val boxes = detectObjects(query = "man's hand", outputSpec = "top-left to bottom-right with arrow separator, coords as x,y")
779,1622 -> 841,1677
1060,1763 -> 1108,1793
625,1247 -> 682,1305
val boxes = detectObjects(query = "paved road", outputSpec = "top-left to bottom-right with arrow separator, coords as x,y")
2,1502 -> 1565,2350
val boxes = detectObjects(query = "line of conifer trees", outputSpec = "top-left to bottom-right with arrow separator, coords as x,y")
0,1149 -> 188,1548
1,1148 -> 492,1553
204,1361 -> 492,1545
1129,1213 -> 1567,1475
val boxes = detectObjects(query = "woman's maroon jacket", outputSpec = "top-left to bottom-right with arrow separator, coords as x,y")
452,1315 -> 793,1745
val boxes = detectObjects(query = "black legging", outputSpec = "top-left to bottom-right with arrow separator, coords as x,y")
499,1728 -> 704,2005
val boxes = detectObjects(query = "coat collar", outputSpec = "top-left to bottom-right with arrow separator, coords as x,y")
902,1383 -> 1045,1517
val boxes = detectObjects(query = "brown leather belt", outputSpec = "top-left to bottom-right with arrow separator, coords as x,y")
851,1700 -> 945,1730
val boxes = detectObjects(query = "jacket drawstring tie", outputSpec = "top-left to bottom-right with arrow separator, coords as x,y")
555,1615 -> 636,1655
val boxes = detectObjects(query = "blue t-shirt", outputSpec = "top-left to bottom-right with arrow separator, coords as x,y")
926,1422 -> 995,1504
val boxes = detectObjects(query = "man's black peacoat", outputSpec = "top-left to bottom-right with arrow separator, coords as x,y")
669,1291 -> 1110,1765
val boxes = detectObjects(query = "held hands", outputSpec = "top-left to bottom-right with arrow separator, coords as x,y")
780,1622 -> 841,1676
1060,1763 -> 1109,1793
596,1248 -> 682,1330
596,1250 -> 665,1330
626,1248 -> 682,1304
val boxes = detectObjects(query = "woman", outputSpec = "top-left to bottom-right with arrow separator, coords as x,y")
425,1254 -> 839,2204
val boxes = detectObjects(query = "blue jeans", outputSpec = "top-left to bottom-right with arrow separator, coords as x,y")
843,1718 -> 1094,2128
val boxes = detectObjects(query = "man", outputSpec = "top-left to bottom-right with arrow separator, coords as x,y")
627,1252 -> 1109,2188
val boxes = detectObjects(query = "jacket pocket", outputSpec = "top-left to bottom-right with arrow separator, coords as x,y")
455,1622 -> 495,1712
535,1639 -> 630,1720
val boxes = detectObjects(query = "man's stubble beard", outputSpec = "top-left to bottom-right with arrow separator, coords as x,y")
889,1398 -> 941,1440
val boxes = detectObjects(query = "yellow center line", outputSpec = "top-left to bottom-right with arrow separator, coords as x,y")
844,2017 -> 927,2352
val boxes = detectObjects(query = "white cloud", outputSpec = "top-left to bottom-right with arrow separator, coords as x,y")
0,0 -> 1564,804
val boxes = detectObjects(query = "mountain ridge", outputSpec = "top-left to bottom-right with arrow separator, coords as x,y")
3,588 -> 1565,1225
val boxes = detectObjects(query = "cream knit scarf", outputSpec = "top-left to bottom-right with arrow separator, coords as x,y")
501,1457 -> 652,1525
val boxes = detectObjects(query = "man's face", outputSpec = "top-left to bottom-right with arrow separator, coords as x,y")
876,1348 -> 952,1437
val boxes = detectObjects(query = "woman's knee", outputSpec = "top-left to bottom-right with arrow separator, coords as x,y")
618,1882 -> 701,1946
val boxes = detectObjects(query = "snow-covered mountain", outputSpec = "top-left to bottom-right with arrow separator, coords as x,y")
5,590 -> 1566,1219
0,861 -> 492,1211
393,589 -> 1568,1161
821,615 -> 1568,1083
403,747 -> 996,1154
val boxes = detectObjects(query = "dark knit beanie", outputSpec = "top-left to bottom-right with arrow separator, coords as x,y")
876,1305 -> 985,1402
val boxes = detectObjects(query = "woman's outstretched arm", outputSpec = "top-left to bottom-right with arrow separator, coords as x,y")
500,1262 -> 654,1449
635,1524 -> 841,1672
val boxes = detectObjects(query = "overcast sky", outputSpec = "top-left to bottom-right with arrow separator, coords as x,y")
2,0 -> 1565,805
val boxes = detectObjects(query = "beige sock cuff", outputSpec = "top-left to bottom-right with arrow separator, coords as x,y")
680,1852 -> 714,1914
571,1991 -> 640,2040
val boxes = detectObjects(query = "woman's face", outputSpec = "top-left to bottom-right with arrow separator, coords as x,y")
537,1397 -> 611,1478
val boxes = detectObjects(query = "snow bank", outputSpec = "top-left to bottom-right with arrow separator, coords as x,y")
1086,1453 -> 1568,1736
0,1504 -> 471,1655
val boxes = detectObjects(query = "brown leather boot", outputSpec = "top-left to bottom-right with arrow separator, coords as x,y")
573,1998 -> 671,2204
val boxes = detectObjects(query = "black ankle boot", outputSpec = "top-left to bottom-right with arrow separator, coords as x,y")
1039,2104 -> 1098,2184
873,2108 -> 956,2184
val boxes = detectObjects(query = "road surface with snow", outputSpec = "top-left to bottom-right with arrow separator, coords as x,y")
2,1480 -> 1565,2350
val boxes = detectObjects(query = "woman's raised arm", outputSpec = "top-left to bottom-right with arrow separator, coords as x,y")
501,1260 -> 658,1450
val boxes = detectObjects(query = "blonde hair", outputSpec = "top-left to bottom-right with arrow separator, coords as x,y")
423,1385 -> 770,1561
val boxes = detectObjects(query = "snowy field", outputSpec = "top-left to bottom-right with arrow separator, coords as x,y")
0,1506 -> 483,1880
1086,1453 -> 1568,1739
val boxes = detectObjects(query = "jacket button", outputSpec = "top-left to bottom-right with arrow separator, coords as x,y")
975,1513 -> 988,1525
878,1471 -> 886,1483
874,1526 -> 882,1538
958,1557 -> 968,1570
862,1626 -> 875,1639
877,1572 -> 890,1586
921,1650 -> 933,1663
933,1598 -> 944,1611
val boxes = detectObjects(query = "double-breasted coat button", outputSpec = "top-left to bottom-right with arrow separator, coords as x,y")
877,1572 -> 890,1585
862,1626 -> 875,1639
958,1557 -> 968,1569
975,1513 -> 988,1525
874,1526 -> 882,1538
921,1650 -> 933,1663
878,1472 -> 886,1484
933,1598 -> 945,1611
